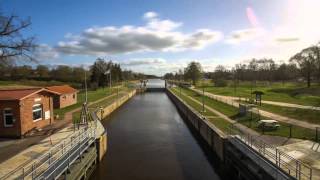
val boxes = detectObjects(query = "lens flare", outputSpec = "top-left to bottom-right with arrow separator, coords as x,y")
246,7 -> 259,27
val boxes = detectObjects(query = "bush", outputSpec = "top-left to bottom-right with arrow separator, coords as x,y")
214,79 -> 228,87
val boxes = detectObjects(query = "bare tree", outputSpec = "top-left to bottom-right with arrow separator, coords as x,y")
290,48 -> 317,87
0,13 -> 36,62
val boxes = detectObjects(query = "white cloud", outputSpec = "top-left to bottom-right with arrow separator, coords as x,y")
34,44 -> 59,60
143,11 -> 158,19
56,12 -> 222,56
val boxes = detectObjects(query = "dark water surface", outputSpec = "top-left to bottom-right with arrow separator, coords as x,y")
90,92 -> 221,180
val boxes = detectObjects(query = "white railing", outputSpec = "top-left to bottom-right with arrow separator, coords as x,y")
228,125 -> 313,180
1,127 -> 96,180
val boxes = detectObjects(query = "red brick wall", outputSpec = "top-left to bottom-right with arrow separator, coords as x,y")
0,100 -> 21,137
59,93 -> 77,108
20,92 -> 54,135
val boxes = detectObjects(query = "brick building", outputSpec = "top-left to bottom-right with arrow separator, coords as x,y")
0,88 -> 56,138
46,85 -> 78,109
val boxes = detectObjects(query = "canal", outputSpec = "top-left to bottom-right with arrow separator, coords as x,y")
90,81 -> 222,180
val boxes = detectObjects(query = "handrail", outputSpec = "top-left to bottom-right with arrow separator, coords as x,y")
1,127 -> 96,180
228,125 -> 313,180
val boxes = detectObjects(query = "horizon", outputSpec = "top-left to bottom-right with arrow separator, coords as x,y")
3,0 -> 320,76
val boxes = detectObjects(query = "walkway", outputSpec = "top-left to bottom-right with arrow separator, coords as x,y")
191,88 -> 320,130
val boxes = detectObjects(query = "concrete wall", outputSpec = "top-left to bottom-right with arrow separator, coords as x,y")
97,90 -> 136,120
166,89 -> 226,161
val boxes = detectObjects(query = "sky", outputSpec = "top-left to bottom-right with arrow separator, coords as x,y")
2,0 -> 320,76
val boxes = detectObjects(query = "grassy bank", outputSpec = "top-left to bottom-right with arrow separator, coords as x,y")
172,87 -> 316,141
196,81 -> 320,106
171,88 -> 232,132
72,90 -> 131,123
259,103 -> 320,125
54,86 -> 131,120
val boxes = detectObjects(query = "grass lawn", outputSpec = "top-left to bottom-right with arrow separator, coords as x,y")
72,90 -> 131,123
54,86 -> 131,119
172,87 -> 317,141
238,115 -> 315,140
259,103 -> 320,125
197,81 -> 320,106
171,88 -> 232,133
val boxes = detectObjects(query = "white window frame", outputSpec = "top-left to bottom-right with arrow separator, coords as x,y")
3,108 -> 14,127
33,104 -> 43,122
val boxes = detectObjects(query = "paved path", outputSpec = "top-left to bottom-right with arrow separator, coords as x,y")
191,88 -> 320,130
193,87 -> 320,111
174,89 -> 299,146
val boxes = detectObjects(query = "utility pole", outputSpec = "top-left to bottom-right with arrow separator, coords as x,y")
109,67 -> 112,92
179,71 -> 182,96
84,70 -> 88,103
202,77 -> 205,113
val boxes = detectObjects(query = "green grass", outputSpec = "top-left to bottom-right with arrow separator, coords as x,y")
72,89 -> 133,123
238,115 -> 315,140
197,81 -> 320,106
207,117 -> 232,132
54,86 -> 131,119
172,87 -> 317,141
171,88 -> 232,133
54,87 -> 113,119
175,87 -> 239,117
259,103 -> 320,125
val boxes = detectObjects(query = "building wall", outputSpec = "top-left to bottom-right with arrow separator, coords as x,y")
20,92 -> 54,136
58,93 -> 77,109
0,100 -> 21,137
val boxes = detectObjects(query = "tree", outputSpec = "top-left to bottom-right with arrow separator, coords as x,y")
90,58 -> 109,87
290,47 -> 317,87
0,13 -> 36,62
36,65 -> 50,79
11,65 -> 32,80
184,61 -> 202,85
51,65 -> 73,82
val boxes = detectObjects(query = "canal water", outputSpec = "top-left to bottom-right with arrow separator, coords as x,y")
90,80 -> 221,180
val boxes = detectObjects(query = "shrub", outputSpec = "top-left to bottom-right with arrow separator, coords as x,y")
214,79 -> 228,87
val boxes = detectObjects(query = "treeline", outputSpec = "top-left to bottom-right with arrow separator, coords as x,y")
164,43 -> 320,87
0,58 -> 150,88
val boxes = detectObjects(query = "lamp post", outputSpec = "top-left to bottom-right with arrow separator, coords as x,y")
179,72 -> 182,96
201,77 -> 206,113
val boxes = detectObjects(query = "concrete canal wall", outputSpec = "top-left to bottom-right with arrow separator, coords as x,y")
166,89 -> 293,180
97,90 -> 136,120
166,89 -> 226,161
54,90 -> 137,180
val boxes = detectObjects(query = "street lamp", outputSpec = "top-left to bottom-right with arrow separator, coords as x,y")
201,76 -> 206,113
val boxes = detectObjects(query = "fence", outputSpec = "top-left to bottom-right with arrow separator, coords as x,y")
228,125 -> 313,180
1,128 -> 96,180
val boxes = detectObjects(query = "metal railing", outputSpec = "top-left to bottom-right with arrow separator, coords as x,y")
228,125 -> 313,180
1,127 -> 96,180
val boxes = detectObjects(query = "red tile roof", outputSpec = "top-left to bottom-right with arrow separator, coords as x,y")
46,85 -> 78,95
0,88 -> 49,100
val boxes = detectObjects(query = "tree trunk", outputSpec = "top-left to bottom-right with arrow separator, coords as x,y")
307,71 -> 311,88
